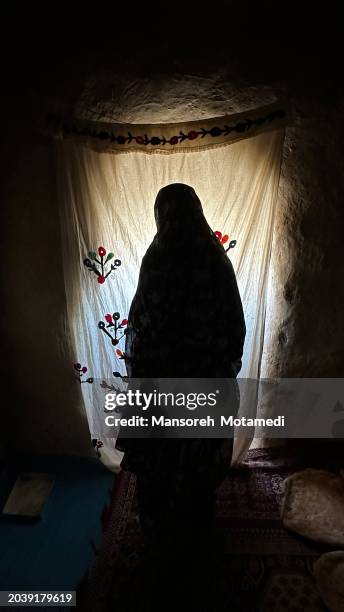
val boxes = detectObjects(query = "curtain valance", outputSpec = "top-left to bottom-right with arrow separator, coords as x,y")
48,101 -> 287,154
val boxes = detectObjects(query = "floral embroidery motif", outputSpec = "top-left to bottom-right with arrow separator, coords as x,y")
92,438 -> 104,458
98,312 -> 128,346
74,362 -> 94,384
215,231 -> 237,253
47,109 -> 285,148
83,246 -> 121,284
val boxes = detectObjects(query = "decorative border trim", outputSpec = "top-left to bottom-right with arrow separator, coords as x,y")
47,102 -> 287,153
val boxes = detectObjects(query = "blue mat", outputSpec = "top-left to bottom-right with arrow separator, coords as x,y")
0,454 -> 115,591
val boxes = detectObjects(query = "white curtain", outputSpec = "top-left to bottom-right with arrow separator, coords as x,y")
57,127 -> 284,470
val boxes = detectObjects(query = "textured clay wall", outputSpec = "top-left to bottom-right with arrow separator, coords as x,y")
262,97 -> 344,376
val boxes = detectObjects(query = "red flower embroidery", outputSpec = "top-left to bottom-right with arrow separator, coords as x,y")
169,136 -> 179,145
215,231 -> 229,245
74,363 -> 93,384
98,246 -> 106,257
98,275 -> 105,284
188,130 -> 198,140
121,319 -> 128,326
105,314 -> 113,323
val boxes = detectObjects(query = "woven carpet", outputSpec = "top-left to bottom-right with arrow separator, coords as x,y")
80,449 -> 328,612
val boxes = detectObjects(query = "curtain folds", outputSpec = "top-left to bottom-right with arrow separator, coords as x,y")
56,112 -> 284,470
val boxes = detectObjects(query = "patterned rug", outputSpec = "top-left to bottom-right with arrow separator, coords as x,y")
81,449 -> 328,612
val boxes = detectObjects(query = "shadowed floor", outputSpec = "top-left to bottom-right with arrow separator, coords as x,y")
80,448 -> 340,611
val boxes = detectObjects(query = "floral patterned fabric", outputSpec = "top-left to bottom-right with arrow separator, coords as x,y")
116,183 -> 246,533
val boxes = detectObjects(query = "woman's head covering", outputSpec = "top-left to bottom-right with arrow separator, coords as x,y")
154,183 -> 203,229
153,183 -> 220,251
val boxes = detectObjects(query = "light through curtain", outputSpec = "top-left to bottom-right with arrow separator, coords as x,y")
56,107 -> 284,470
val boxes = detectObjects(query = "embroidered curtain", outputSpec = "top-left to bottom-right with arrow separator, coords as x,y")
56,103 -> 285,469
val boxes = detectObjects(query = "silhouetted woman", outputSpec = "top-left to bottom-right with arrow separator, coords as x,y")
116,183 -> 245,544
